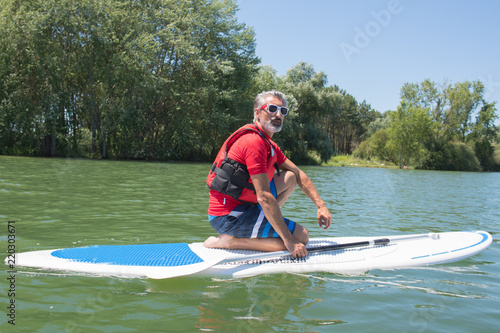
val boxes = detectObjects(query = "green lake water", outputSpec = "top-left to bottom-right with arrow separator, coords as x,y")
1,155 -> 499,332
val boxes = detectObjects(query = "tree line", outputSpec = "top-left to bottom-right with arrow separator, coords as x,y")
0,0 -> 259,161
356,79 -> 499,171
1,0 -> 498,171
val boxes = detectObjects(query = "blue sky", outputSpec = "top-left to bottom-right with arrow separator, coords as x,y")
236,0 -> 500,120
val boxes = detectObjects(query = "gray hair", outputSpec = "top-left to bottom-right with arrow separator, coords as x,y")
253,90 -> 288,123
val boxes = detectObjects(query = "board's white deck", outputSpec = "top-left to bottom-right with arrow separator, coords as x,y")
192,231 -> 492,277
10,231 -> 492,279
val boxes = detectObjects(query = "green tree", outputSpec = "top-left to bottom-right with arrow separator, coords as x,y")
251,62 -> 379,164
446,81 -> 485,143
400,79 -> 448,143
279,62 -> 334,163
399,79 -> 498,171
471,102 -> 499,170
354,128 -> 390,162
387,102 -> 431,168
0,0 -> 259,161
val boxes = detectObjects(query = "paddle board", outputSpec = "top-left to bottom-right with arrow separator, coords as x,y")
8,231 -> 492,279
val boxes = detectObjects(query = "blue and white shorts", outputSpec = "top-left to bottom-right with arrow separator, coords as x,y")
209,180 -> 296,238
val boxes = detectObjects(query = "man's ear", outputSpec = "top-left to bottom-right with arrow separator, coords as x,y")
253,108 -> 260,122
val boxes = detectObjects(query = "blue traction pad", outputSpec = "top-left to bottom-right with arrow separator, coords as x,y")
52,243 -> 204,267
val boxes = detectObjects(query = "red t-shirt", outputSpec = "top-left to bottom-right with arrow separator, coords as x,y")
208,124 -> 287,216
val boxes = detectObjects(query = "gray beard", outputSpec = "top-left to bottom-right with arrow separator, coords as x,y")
262,118 -> 282,133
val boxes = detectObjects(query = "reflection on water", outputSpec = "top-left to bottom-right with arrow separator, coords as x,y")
0,156 -> 499,332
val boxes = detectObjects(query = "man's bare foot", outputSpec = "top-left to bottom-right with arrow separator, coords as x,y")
203,234 -> 234,249
203,236 -> 219,248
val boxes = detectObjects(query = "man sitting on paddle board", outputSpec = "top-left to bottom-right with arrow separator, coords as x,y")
204,90 -> 332,258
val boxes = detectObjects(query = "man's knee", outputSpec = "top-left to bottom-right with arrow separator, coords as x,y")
284,170 -> 297,189
274,170 -> 295,189
273,171 -> 296,207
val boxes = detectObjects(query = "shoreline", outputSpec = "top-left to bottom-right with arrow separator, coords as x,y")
3,154 -> 499,172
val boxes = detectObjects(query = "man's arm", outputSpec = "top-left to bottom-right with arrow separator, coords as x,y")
279,159 -> 332,230
251,173 -> 308,258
